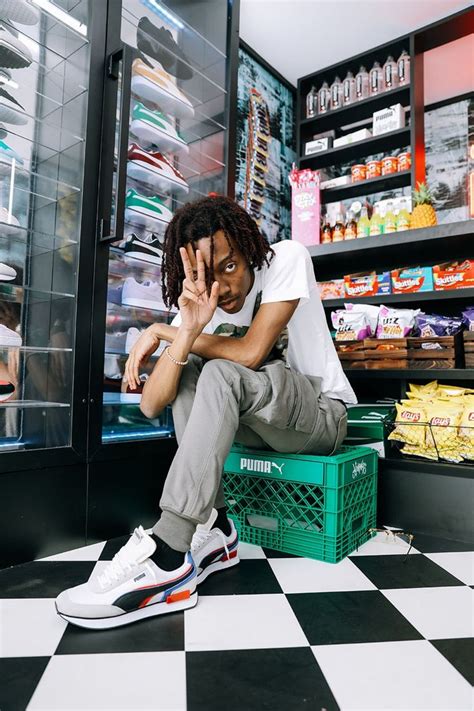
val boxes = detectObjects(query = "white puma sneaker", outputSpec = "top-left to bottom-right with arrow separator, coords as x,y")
191,509 -> 240,585
55,526 -> 198,629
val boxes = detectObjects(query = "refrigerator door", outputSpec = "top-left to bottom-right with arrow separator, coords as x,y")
0,0 -> 92,451
100,0 -> 231,444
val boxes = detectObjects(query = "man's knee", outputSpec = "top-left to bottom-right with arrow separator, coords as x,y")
198,359 -> 242,393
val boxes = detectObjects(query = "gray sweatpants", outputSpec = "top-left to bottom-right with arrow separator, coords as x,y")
153,356 -> 347,551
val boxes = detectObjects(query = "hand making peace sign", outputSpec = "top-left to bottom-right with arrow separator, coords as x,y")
179,245 -> 220,333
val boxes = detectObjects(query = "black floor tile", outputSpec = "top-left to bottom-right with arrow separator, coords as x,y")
186,647 -> 339,711
410,532 -> 474,554
0,657 -> 51,711
431,638 -> 474,686
0,561 -> 96,598
351,553 -> 465,589
198,559 -> 283,596
262,547 -> 298,559
287,590 -> 423,645
56,608 -> 185,654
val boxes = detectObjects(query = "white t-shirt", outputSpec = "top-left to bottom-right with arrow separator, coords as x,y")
171,240 -> 357,404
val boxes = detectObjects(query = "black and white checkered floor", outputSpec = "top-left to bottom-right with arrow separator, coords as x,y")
1,531 -> 473,711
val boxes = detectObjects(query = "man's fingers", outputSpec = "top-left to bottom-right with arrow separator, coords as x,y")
179,246 -> 195,282
196,249 -> 206,285
180,288 -> 200,304
183,277 -> 199,294
209,280 -> 220,311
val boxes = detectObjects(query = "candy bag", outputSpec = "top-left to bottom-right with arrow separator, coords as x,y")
416,312 -> 464,337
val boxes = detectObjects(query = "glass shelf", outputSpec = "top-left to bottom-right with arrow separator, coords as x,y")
0,400 -> 70,409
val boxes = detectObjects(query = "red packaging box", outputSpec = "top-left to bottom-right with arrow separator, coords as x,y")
432,260 -> 474,290
391,266 -> 434,294
344,271 -> 391,298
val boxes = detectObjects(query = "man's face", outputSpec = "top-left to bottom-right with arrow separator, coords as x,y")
187,230 -> 254,314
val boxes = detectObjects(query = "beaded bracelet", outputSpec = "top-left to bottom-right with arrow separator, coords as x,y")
165,345 -> 189,366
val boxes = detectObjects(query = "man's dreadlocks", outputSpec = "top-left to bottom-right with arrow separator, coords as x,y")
161,195 -> 273,308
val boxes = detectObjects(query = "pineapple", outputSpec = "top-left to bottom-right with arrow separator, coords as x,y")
411,181 -> 437,229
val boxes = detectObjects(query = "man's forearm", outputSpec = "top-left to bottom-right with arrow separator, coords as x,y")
154,323 -> 256,368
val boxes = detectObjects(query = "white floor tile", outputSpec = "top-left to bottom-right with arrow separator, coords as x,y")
312,640 -> 473,711
28,652 -> 186,710
382,586 -> 474,640
36,541 -> 107,562
0,599 -> 67,657
268,556 -> 377,594
238,542 -> 266,559
425,552 -> 474,585
350,532 -> 421,557
185,594 -> 308,651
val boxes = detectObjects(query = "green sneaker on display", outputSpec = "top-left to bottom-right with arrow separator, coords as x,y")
130,102 -> 188,153
124,189 -> 173,229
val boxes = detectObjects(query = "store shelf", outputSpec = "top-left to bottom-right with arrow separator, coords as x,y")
0,346 -> 72,353
310,220 -> 474,279
323,288 -> 474,308
301,85 -> 411,133
321,170 -> 411,204
103,393 -> 141,405
0,222 -> 78,249
300,127 -> 410,169
344,368 -> 474,380
381,456 -> 474,479
0,400 -> 70,409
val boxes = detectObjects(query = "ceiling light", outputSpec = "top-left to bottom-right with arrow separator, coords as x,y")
141,0 -> 184,30
31,0 -> 87,37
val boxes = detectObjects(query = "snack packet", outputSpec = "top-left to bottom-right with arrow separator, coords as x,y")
459,398 -> 474,460
425,402 -> 463,453
389,401 -> 427,446
376,305 -> 419,339
406,381 -> 438,400
345,303 -> 380,336
415,313 -> 464,337
331,310 -> 370,341
462,307 -> 474,331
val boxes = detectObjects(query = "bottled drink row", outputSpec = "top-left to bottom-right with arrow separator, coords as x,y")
306,51 -> 410,118
322,197 -> 412,243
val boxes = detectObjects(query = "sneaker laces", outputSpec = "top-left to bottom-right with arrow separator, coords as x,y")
191,509 -> 230,559
98,526 -> 148,588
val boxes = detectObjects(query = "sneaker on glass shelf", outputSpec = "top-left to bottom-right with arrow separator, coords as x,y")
0,379 -> 14,401
107,283 -> 123,305
129,102 -> 188,153
55,525 -> 198,629
0,323 -> 21,346
0,261 -> 16,281
0,23 -> 32,68
122,277 -> 168,312
125,326 -> 160,356
0,206 -> 20,235
0,87 -> 27,125
137,16 -> 193,80
124,232 -> 163,265
128,143 -> 189,194
191,509 -> 240,585
125,188 -> 173,229
131,58 -> 194,119
105,331 -> 127,354
0,0 -> 39,25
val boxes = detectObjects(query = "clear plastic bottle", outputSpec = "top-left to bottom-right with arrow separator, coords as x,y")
383,55 -> 399,91
396,197 -> 411,231
318,81 -> 330,114
330,75 -> 343,110
332,212 -> 345,242
397,50 -> 411,86
369,204 -> 382,236
321,217 -> 333,243
369,61 -> 384,95
357,206 -> 370,238
306,85 -> 318,118
355,65 -> 369,101
345,211 -> 358,240
384,200 -> 397,233
342,71 -> 356,106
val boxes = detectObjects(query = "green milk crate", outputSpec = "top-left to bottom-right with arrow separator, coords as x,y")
223,445 -> 378,563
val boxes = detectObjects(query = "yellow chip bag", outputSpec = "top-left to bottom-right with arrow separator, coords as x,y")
407,381 -> 439,400
425,403 -> 463,452
401,444 -> 438,461
389,402 -> 427,446
459,400 -> 474,460
437,385 -> 474,398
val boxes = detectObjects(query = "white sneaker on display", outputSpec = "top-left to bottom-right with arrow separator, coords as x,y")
55,525 -> 198,629
191,509 -> 240,585
121,277 -> 169,313
0,0 -> 40,25
0,206 -> 20,234
0,261 -> 16,280
0,323 -> 21,346
0,22 -> 32,68
125,326 -> 160,356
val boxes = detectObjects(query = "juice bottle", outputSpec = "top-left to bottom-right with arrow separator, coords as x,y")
383,55 -> 399,90
384,200 -> 397,233
396,197 -> 411,231
345,210 -> 357,240
318,82 -> 330,114
330,75 -> 343,110
369,61 -> 383,95
321,217 -> 333,243
369,205 -> 382,236
397,50 -> 411,86
306,85 -> 318,118
355,65 -> 369,101
332,212 -> 345,242
357,206 -> 370,238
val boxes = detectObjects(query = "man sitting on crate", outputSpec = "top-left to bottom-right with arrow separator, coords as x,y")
56,196 -> 356,629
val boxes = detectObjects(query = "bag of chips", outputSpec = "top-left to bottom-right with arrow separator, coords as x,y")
389,401 -> 427,446
344,303 -> 380,336
459,398 -> 474,460
424,403 -> 463,455
331,310 -> 370,341
415,312 -> 464,337
462,307 -> 474,331
376,306 -> 419,339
